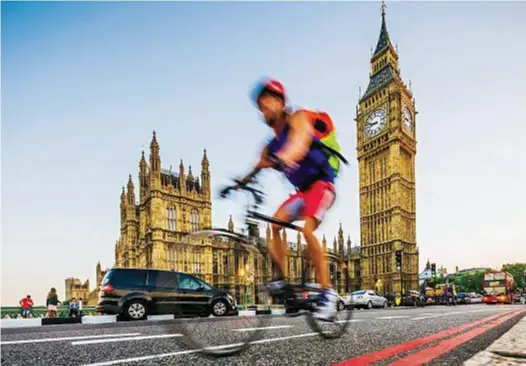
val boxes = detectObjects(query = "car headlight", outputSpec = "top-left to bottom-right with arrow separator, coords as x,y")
226,294 -> 234,303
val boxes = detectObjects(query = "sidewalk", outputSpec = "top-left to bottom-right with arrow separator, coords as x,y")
464,311 -> 526,365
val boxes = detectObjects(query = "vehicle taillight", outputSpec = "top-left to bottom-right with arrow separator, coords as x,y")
357,296 -> 363,299
102,284 -> 114,293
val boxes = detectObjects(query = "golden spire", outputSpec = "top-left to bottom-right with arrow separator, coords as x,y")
228,215 -> 234,232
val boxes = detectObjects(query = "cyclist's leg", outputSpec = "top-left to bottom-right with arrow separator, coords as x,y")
301,181 -> 338,320
303,218 -> 330,289
267,193 -> 305,294
269,205 -> 289,279
302,181 -> 336,287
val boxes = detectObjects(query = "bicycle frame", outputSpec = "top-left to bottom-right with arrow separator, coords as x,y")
226,178 -> 301,236
229,180 -> 345,267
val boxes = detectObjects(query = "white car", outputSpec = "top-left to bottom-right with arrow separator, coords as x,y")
468,293 -> 483,304
346,290 -> 388,309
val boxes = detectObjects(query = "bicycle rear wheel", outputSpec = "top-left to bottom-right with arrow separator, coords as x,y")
165,228 -> 271,357
302,252 -> 354,339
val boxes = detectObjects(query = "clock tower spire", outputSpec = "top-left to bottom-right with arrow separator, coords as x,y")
355,4 -> 419,295
361,1 -> 401,104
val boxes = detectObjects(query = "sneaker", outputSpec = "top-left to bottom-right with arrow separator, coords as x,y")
313,288 -> 338,322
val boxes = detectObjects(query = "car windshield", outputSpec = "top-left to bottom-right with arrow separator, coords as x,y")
197,279 -> 213,290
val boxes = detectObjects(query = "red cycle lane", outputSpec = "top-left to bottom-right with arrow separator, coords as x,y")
387,309 -> 526,366
332,309 -> 522,366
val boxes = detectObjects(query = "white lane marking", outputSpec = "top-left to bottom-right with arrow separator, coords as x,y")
72,334 -> 183,346
79,332 -> 319,366
233,325 -> 293,332
411,308 -> 509,321
412,314 -> 442,321
1,333 -> 141,345
335,319 -> 363,324
376,316 -> 410,320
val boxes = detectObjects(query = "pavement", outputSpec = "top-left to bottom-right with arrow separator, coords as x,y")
464,313 -> 526,365
1,304 -> 525,366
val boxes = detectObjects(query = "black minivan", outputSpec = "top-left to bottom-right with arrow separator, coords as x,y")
96,268 -> 238,320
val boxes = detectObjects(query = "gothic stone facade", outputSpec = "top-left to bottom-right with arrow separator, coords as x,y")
64,277 -> 90,303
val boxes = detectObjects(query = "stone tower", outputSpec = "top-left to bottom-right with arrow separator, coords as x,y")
355,3 -> 419,294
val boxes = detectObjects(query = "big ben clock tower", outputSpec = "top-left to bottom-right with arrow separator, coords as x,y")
355,3 -> 419,294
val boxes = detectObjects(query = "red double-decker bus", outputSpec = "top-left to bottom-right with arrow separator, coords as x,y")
482,270 -> 515,304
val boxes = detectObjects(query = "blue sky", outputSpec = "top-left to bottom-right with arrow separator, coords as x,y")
2,1 -> 525,305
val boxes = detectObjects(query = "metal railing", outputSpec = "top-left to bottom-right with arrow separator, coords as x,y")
1,306 -> 98,319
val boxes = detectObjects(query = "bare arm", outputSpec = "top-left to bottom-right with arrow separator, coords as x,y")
276,110 -> 313,164
234,146 -> 274,187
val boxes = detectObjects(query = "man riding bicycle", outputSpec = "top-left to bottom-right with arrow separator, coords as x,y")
222,78 -> 340,321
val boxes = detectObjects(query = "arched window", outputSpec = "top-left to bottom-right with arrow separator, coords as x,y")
166,206 -> 177,231
190,209 -> 200,232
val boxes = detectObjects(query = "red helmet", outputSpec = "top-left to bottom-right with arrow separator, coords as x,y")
250,78 -> 286,105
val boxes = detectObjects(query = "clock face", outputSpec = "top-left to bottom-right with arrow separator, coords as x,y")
364,109 -> 387,137
403,107 -> 413,132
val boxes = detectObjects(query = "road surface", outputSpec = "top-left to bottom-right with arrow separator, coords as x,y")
2,304 -> 525,365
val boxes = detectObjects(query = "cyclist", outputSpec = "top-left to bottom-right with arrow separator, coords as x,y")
222,78 -> 339,321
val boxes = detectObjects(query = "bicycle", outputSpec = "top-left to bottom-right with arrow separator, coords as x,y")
173,176 -> 354,357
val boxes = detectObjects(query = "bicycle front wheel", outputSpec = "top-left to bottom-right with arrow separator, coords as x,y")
165,228 -> 271,357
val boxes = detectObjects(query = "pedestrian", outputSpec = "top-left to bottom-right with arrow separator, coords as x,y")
46,287 -> 61,318
78,297 -> 84,317
68,297 -> 80,317
19,295 -> 34,318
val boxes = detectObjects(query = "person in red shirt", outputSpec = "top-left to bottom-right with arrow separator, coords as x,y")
19,295 -> 34,318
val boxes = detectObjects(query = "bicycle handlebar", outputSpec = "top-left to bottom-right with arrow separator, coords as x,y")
232,179 -> 265,204
219,152 -> 286,205
219,178 -> 265,205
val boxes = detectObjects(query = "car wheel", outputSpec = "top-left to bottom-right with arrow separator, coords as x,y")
367,301 -> 373,310
383,301 -> 388,309
124,300 -> 147,321
211,299 -> 229,317
337,301 -> 345,311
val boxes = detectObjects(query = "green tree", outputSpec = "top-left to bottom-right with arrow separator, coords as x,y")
456,272 -> 484,293
502,263 -> 526,290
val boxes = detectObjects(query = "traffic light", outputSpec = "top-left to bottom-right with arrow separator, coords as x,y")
431,263 -> 436,276
395,250 -> 402,271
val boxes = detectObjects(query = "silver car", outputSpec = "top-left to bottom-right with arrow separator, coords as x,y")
348,290 -> 388,309
467,293 -> 483,304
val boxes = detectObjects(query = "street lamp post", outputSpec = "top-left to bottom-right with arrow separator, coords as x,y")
245,281 -> 249,305
246,264 -> 251,305
240,264 -> 251,306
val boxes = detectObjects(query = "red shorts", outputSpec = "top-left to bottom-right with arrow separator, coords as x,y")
279,181 -> 336,222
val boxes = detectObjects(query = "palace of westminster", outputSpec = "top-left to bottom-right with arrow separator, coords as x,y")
70,8 -> 420,306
